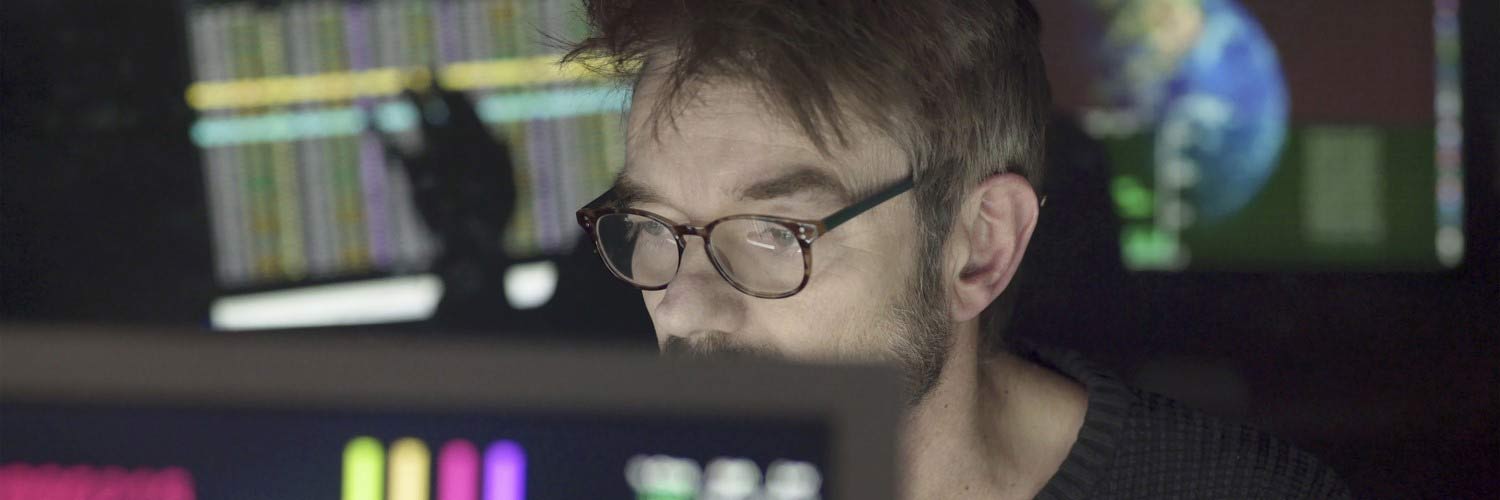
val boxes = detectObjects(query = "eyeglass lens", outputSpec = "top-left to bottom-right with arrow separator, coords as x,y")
594,213 -> 678,288
592,213 -> 806,296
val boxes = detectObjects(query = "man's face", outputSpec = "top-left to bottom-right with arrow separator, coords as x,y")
617,76 -> 953,395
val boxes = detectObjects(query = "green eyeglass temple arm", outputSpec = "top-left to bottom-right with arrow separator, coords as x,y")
820,175 -> 915,231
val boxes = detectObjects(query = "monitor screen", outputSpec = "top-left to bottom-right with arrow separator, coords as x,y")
0,328 -> 901,500
185,0 -> 622,288
0,405 -> 827,500
1038,0 -> 1465,271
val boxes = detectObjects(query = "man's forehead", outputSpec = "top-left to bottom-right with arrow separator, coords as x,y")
620,75 -> 903,207
614,158 -> 856,210
627,76 -> 811,150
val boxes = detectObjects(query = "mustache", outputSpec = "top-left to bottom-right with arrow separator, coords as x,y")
662,333 -> 782,361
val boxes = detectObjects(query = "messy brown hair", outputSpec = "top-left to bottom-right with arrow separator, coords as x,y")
562,0 -> 1050,351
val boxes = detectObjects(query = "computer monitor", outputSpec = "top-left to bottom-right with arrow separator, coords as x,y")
0,326 -> 901,500
1037,0 -> 1465,271
184,0 -> 625,327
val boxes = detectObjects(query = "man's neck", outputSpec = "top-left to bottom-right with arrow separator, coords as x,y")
900,325 -> 1088,500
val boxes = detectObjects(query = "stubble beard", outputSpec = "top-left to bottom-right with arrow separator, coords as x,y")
659,242 -> 955,407
882,248 -> 956,407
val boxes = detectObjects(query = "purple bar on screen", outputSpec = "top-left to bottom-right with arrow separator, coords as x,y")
344,2 -> 392,267
483,440 -> 526,500
526,118 -> 557,252
438,440 -> 479,500
435,0 -> 461,63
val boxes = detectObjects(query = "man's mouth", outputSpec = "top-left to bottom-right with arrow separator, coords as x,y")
662,333 -> 782,361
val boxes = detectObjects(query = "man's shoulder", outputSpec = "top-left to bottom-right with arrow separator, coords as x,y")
1099,388 -> 1352,499
1016,341 -> 1353,499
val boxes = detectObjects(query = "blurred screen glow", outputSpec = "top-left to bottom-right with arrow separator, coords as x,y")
210,274 -> 442,330
483,441 -> 526,500
389,438 -> 432,500
502,261 -> 558,310
0,463 -> 196,500
342,437 -> 385,500
438,440 -> 480,500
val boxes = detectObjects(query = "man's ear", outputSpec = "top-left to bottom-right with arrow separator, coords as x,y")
948,173 -> 1039,323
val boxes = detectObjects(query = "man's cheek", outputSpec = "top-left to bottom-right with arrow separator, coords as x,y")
767,303 -> 855,358
644,287 -> 676,309
642,292 -> 666,337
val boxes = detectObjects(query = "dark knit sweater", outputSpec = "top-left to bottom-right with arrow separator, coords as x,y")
1022,343 -> 1353,499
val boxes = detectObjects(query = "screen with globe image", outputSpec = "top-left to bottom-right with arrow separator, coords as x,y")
1039,0 -> 1464,271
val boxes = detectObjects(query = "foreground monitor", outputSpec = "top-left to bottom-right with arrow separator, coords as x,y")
0,326 -> 901,500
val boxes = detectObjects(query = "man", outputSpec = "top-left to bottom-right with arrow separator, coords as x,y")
566,0 -> 1350,498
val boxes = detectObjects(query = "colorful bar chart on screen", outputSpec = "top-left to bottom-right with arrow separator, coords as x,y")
186,0 -> 627,289
343,437 -> 525,500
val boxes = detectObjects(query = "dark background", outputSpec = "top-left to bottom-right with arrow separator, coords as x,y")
3,1 -> 1497,498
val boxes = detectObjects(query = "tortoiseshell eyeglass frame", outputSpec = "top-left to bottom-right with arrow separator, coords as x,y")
576,175 -> 916,299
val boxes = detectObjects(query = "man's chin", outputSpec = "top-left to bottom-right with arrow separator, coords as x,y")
659,322 -> 950,408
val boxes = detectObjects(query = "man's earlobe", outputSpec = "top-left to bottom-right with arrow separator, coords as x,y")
948,173 -> 1039,323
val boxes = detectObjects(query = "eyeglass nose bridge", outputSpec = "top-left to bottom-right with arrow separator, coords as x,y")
674,223 -> 710,239
666,223 -> 729,283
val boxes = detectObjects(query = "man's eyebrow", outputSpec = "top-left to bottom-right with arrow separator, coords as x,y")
607,173 -> 664,208
739,166 -> 853,204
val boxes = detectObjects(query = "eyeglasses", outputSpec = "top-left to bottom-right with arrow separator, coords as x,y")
576,175 -> 915,299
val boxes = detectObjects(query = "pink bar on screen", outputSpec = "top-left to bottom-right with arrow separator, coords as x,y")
438,440 -> 479,500
0,463 -> 196,500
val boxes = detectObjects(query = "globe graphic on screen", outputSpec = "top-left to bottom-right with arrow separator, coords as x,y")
1091,0 -> 1289,224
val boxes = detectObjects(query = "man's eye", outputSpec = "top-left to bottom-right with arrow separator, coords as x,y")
772,228 -> 797,247
640,222 -> 670,236
747,226 -> 797,253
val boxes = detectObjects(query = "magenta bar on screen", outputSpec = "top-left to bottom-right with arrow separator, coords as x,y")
483,441 -> 526,500
437,440 -> 479,500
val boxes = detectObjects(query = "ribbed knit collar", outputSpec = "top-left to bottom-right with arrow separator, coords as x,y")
1015,340 -> 1135,500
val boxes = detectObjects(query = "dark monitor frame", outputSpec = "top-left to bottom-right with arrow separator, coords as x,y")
0,325 -> 902,500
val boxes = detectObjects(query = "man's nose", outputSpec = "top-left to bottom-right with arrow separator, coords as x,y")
649,238 -> 746,339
